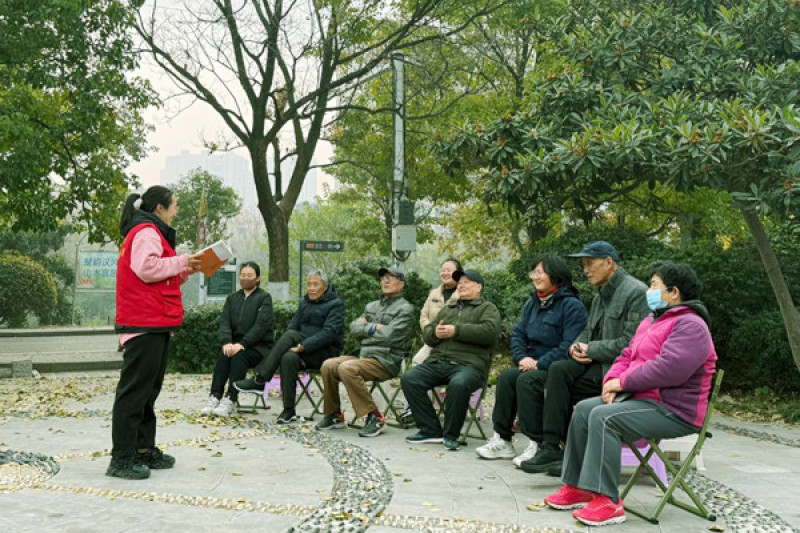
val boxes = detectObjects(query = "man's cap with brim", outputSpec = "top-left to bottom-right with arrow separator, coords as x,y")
452,269 -> 485,286
378,267 -> 406,281
567,241 -> 620,262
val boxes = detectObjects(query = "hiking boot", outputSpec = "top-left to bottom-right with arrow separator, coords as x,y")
136,447 -> 175,470
233,377 -> 266,393
520,444 -> 563,474
200,395 -> 220,416
476,433 -> 516,459
315,411 -> 346,430
213,397 -> 237,417
106,456 -> 150,480
572,495 -> 626,526
358,412 -> 385,437
405,432 -> 443,444
443,438 -> 460,451
544,484 -> 594,510
276,409 -> 299,425
513,440 -> 538,468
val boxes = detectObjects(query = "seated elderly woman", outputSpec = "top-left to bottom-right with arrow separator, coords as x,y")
543,261 -> 717,527
475,254 -> 587,465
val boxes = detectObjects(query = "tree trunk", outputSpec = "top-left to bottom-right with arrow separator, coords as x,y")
741,209 -> 800,373
250,144 -> 290,284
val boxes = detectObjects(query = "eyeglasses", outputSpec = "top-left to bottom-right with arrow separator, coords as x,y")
380,275 -> 399,282
529,269 -> 546,277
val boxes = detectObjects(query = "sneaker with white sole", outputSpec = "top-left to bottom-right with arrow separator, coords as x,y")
213,397 -> 237,417
200,395 -> 220,416
476,433 -> 516,459
513,440 -> 538,468
572,494 -> 626,526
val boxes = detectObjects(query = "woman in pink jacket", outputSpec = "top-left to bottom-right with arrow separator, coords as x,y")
108,186 -> 202,480
543,261 -> 717,526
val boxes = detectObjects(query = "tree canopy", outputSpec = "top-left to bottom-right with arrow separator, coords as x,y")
0,0 -> 153,242
134,0 -> 509,293
170,169 -> 242,249
435,0 -> 800,370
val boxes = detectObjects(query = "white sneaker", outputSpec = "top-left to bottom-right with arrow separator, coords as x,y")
513,440 -> 539,468
213,397 -> 237,417
200,395 -> 220,416
476,433 -> 516,459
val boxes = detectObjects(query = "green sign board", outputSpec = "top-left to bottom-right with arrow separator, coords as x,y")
207,269 -> 236,297
78,250 -> 118,289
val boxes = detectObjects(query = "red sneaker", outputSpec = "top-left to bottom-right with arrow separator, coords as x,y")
544,484 -> 594,510
572,494 -> 626,526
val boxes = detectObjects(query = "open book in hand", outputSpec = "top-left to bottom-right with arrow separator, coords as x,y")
197,240 -> 233,276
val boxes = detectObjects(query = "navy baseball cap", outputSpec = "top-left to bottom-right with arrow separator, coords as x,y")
568,241 -> 621,262
378,267 -> 406,281
452,269 -> 485,287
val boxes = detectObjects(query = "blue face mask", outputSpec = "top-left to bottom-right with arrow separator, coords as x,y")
646,288 -> 668,311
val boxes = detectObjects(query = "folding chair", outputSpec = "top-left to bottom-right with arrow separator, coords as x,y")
295,369 -> 325,420
433,380 -> 490,444
620,369 -> 724,525
238,376 -> 281,414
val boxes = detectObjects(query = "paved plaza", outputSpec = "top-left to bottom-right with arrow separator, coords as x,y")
1,371 -> 799,533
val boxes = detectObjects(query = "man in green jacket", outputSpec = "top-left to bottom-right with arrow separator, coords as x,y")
521,241 -> 648,475
315,267 -> 415,438
401,269 -> 501,450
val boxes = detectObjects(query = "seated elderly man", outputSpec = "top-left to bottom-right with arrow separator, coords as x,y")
234,269 -> 345,424
315,267 -> 415,437
401,269 -> 501,450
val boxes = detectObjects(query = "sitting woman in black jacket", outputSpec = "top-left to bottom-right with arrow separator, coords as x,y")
234,268 -> 346,424
201,261 -> 273,417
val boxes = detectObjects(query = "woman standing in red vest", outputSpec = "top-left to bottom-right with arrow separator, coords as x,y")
108,185 -> 202,480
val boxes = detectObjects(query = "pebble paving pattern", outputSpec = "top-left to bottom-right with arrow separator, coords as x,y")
1,375 -> 799,532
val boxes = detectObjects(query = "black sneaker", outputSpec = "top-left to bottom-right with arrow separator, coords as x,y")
405,432 -> 443,444
520,444 -> 563,474
233,377 -> 266,393
136,447 -> 175,470
443,438 -> 460,451
315,411 -> 345,430
106,456 -> 150,479
276,409 -> 298,425
358,412 -> 385,437
397,407 -> 416,427
546,463 -> 563,477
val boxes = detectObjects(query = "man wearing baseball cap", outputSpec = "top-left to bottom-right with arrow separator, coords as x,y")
401,269 -> 501,450
520,241 -> 648,475
316,267 -> 415,438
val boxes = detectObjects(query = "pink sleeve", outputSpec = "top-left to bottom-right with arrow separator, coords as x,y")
130,227 -> 189,283
604,345 -> 632,384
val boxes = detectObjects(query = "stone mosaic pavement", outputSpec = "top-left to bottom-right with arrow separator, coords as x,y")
1,373 -> 799,533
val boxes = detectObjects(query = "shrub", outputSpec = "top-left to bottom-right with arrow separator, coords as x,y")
168,300 -> 296,373
727,311 -> 800,393
0,251 -> 58,327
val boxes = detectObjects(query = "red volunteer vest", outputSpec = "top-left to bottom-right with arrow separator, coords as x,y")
115,223 -> 184,331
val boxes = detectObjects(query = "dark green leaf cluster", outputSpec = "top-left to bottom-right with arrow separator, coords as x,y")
435,0 -> 800,228
0,0 -> 154,242
0,251 -> 58,327
170,169 -> 242,249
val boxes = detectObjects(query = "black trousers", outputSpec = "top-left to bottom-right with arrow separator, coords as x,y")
111,332 -> 170,459
491,367 -> 546,441
401,361 -> 484,441
254,330 -> 329,409
519,358 -> 603,446
210,348 -> 263,402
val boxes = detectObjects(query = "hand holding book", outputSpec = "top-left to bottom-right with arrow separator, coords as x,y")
195,241 -> 233,276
